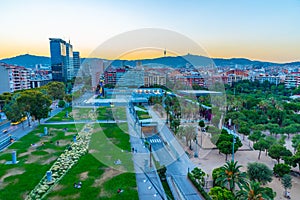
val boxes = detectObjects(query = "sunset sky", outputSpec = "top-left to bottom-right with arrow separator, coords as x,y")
1,0 -> 300,62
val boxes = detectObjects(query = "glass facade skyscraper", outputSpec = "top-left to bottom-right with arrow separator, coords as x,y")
49,38 -> 75,82
66,42 -> 73,80
73,51 -> 80,77
49,38 -> 67,82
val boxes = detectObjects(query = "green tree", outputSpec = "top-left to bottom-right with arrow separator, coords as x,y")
236,181 -> 272,200
64,94 -> 72,104
58,100 -> 66,108
30,91 -> 52,124
215,161 -> 247,192
262,187 -> 276,200
45,81 -> 65,100
266,123 -> 280,137
292,134 -> 300,153
209,186 -> 235,200
247,162 -> 273,185
0,92 -> 12,109
179,125 -> 197,150
16,91 -> 51,124
214,132 -> 242,161
212,167 -> 222,187
278,135 -> 287,146
292,152 -> 300,171
238,125 -> 250,140
198,120 -> 205,147
253,138 -> 270,160
251,124 -> 266,131
268,144 -> 292,164
249,131 -> 265,143
16,92 -> 33,126
2,95 -> 25,128
217,141 -> 233,161
283,124 -> 298,139
273,163 -> 291,177
281,174 -> 292,197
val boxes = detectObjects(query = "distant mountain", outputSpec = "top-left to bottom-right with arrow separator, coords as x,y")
0,54 -> 50,68
108,54 -> 300,68
1,53 -> 299,69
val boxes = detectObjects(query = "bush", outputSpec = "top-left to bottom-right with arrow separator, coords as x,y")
58,100 -> 66,108
188,172 -> 212,200
212,167 -> 222,187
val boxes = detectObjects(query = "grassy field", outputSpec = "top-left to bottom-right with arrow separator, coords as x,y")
47,107 -> 74,122
47,154 -> 138,200
47,123 -> 138,200
0,107 -> 138,200
0,124 -> 82,200
97,106 -> 127,121
47,107 -> 93,122
48,106 -> 126,122
89,123 -> 134,172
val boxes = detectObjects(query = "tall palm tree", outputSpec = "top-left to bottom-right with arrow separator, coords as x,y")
258,100 -> 269,114
236,181 -> 271,200
215,161 -> 247,192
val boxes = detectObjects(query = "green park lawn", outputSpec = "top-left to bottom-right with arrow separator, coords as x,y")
47,107 -> 93,122
0,107 -> 138,200
0,124 -> 83,200
48,106 -> 127,122
97,106 -> 127,121
47,123 -> 138,200
47,107 -> 74,122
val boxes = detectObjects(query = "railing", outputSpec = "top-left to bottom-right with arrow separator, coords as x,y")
0,136 -> 15,151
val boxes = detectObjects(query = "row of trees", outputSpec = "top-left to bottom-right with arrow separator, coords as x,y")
209,160 -> 293,200
1,82 -> 66,125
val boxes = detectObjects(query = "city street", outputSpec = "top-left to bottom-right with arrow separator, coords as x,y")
126,107 -> 167,200
147,106 -> 202,200
0,106 -> 63,151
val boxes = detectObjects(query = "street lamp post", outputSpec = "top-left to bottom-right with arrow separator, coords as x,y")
232,125 -> 236,162
194,126 -> 198,157
149,144 -> 152,168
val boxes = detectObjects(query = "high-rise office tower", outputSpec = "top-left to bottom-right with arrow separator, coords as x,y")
73,51 -> 80,77
49,38 -> 75,82
49,38 -> 67,82
66,41 -> 74,80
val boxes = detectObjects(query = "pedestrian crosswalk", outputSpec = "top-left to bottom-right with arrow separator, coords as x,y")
149,138 -> 161,143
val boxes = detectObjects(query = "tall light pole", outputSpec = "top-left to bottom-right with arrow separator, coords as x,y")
194,126 -> 198,157
232,125 -> 236,162
149,144 -> 152,168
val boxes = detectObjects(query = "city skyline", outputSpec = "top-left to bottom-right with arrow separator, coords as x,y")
1,0 -> 300,63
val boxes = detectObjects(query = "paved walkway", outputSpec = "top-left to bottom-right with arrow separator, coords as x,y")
126,107 -> 167,200
42,120 -> 127,125
147,106 -> 202,200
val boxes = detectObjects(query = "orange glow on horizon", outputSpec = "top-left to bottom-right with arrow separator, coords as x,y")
1,46 -> 300,64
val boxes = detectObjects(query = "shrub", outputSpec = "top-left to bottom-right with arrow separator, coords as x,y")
188,172 -> 211,200
58,100 -> 66,108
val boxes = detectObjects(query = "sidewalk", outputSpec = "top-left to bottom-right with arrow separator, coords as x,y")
126,107 -> 167,200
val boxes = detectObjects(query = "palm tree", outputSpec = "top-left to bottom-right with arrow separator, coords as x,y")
236,181 -> 271,200
215,161 -> 247,192
258,100 -> 269,114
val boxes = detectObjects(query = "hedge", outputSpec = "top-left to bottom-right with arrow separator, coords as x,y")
188,172 -> 212,200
